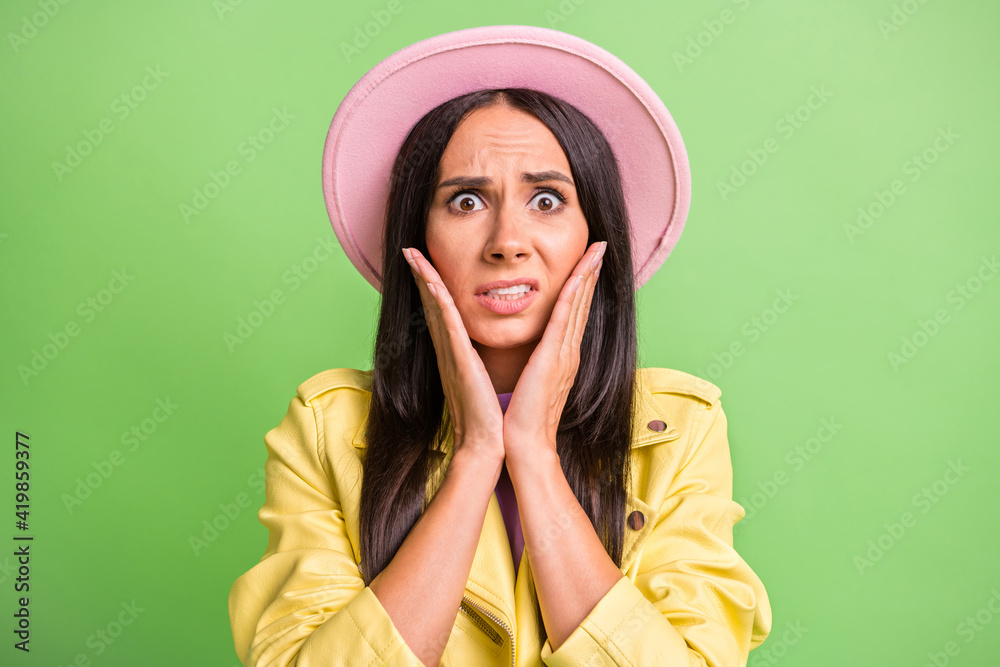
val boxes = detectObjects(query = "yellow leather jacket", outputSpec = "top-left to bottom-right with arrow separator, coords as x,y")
229,367 -> 771,666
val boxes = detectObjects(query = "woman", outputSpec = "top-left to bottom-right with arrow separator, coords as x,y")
229,26 -> 771,666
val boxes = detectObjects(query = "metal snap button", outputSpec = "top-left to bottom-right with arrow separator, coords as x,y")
627,510 -> 645,531
647,420 -> 667,432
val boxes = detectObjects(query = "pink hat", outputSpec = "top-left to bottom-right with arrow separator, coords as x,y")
322,25 -> 691,292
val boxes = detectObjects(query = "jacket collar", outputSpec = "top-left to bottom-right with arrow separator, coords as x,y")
352,368 -> 682,451
349,369 -> 682,637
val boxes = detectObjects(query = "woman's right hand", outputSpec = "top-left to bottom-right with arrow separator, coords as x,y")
402,247 -> 505,469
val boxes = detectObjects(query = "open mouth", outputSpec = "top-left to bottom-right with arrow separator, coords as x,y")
474,283 -> 539,315
473,277 -> 540,314
481,284 -> 535,300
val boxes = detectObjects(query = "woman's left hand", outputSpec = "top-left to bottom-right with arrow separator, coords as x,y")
503,240 -> 606,464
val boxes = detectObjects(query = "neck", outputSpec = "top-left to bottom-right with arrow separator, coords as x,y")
472,338 -> 539,394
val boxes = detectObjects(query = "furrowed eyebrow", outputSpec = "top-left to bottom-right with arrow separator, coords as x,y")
436,170 -> 574,189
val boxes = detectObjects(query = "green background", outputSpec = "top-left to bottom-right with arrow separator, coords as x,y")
2,0 -> 998,665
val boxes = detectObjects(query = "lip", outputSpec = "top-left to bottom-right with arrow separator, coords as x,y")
474,277 -> 540,294
475,289 -> 539,315
473,277 -> 540,316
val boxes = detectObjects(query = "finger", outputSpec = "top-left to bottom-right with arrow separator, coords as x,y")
404,248 -> 459,351
406,248 -> 448,291
572,242 -> 605,345
403,249 -> 453,372
406,273 -> 465,427
403,248 -> 480,376
573,258 -> 604,350
404,257 -> 473,433
407,250 -> 476,351
539,272 -> 579,353
540,241 -> 602,350
571,255 -> 601,350
558,241 -> 606,354
402,251 -> 441,334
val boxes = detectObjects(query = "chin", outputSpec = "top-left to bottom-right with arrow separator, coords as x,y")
469,323 -> 542,351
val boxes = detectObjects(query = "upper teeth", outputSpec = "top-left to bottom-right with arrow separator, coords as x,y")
486,284 -> 530,296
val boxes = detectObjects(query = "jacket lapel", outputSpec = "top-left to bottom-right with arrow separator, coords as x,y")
351,373 -> 682,452
620,379 -> 681,574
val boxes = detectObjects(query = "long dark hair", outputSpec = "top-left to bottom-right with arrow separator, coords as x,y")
359,88 -> 638,585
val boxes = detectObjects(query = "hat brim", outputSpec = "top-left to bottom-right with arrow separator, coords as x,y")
322,24 -> 691,292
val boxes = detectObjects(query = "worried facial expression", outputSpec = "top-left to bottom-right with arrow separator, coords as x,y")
424,104 -> 590,351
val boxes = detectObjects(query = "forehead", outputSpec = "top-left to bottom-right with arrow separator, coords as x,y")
438,105 -> 569,173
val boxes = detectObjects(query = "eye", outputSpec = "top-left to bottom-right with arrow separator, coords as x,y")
444,186 -> 569,217
445,190 -> 485,215
529,187 -> 568,215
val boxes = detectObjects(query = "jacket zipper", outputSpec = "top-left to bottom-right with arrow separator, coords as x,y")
459,595 -> 514,667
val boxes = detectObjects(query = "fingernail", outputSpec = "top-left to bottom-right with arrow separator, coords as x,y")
404,249 -> 423,278
590,250 -> 602,271
572,275 -> 584,293
427,283 -> 439,299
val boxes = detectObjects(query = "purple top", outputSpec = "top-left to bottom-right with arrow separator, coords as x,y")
495,392 -> 524,576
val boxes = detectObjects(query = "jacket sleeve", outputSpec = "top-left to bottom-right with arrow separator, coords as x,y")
228,393 -> 424,666
539,399 -> 772,666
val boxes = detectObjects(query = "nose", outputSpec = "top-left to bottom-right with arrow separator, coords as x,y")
483,200 -> 531,263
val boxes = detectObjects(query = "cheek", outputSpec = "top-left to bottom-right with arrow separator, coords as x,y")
426,223 -> 480,289
548,231 -> 589,280
424,249 -> 466,302
424,227 -> 451,275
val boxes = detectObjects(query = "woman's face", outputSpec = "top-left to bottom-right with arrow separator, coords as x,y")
425,104 -> 590,352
